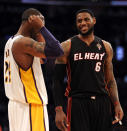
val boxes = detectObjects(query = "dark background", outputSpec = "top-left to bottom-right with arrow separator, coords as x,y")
0,0 -> 127,131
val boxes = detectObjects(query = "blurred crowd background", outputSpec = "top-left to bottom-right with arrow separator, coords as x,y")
0,0 -> 127,131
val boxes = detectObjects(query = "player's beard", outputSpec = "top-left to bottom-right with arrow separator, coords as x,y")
77,25 -> 94,37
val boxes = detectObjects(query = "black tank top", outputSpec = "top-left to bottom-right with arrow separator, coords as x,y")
67,35 -> 108,97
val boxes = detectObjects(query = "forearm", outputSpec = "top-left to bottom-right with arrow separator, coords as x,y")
107,79 -> 120,106
107,79 -> 124,122
53,64 -> 66,107
40,27 -> 64,58
53,80 -> 65,107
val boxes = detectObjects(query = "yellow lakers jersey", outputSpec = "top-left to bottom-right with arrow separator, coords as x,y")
4,35 -> 48,105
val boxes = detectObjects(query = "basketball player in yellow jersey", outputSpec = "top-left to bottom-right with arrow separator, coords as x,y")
4,8 -> 63,131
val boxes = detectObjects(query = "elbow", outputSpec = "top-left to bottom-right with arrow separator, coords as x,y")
55,41 -> 64,57
44,42 -> 64,58
47,50 -> 64,58
56,47 -> 64,57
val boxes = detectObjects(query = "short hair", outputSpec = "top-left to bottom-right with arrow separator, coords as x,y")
76,9 -> 95,17
22,8 -> 41,21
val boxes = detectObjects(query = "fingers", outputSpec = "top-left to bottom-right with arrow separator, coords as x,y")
29,15 -> 36,21
61,121 -> 68,131
29,15 -> 40,21
55,111 -> 68,131
112,116 -> 119,124
28,15 -> 44,33
64,116 -> 69,128
112,116 -> 122,125
56,116 -> 68,131
112,105 -> 124,125
116,109 -> 124,121
56,120 -> 67,131
119,110 -> 124,120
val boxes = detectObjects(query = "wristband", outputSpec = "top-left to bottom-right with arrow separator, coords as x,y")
114,101 -> 119,106
55,106 -> 63,111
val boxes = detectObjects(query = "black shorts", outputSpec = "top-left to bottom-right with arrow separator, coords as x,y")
67,95 -> 112,131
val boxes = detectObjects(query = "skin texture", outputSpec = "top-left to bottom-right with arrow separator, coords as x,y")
55,12 -> 124,131
12,14 -> 46,70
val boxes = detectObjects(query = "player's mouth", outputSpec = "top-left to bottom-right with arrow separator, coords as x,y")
80,26 -> 88,32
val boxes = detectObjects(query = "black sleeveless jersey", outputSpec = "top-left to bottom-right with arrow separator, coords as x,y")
67,35 -> 108,97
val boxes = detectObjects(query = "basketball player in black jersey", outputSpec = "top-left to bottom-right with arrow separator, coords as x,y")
53,9 -> 124,131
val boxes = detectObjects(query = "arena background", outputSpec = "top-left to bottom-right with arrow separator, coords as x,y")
0,0 -> 127,130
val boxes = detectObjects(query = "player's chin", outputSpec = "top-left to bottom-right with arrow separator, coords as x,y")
80,31 -> 88,36
79,28 -> 88,33
81,31 -> 88,35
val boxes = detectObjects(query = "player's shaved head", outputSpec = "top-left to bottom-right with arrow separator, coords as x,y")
22,8 -> 41,21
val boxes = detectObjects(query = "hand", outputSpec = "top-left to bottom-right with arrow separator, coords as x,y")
28,15 -> 45,33
55,108 -> 68,131
112,103 -> 124,124
36,32 -> 45,42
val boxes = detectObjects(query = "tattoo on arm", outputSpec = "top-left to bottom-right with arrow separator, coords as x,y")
25,40 -> 46,54
107,79 -> 119,105
107,80 -> 115,89
104,55 -> 119,105
34,42 -> 45,53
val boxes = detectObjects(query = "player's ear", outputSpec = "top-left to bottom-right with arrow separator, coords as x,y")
28,15 -> 33,23
93,17 -> 96,25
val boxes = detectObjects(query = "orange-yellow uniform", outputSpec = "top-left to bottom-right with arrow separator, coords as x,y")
4,35 -> 49,131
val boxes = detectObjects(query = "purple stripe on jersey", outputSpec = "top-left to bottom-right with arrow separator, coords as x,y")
43,106 -> 46,131
19,67 -> 28,103
31,67 -> 43,105
29,104 -> 32,131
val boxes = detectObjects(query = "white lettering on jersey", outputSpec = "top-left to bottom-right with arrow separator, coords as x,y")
94,53 -> 100,60
79,53 -> 83,60
90,53 -> 95,60
100,53 -> 105,60
74,52 -> 105,61
84,53 -> 90,59
74,53 -> 79,61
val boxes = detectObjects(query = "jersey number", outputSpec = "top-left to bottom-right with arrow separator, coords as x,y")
95,62 -> 101,72
5,50 -> 11,83
5,61 -> 11,83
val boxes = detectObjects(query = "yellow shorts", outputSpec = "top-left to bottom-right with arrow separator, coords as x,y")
8,100 -> 49,131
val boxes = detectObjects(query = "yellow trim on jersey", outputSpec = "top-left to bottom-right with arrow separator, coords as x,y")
30,104 -> 45,131
20,67 -> 42,104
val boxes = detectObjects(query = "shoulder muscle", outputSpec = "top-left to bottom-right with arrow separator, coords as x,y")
55,39 -> 71,64
102,40 -> 113,62
13,37 -> 46,58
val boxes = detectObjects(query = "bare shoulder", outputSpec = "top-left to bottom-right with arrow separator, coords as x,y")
61,39 -> 71,54
102,40 -> 113,58
12,36 -> 35,55
13,36 -> 46,58
55,39 -> 71,64
13,36 -> 35,48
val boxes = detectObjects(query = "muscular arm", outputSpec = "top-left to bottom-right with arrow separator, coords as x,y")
53,39 -> 71,131
103,41 -> 119,105
18,37 -> 46,58
55,39 -> 71,64
12,36 -> 46,70
103,40 -> 123,123
35,32 -> 46,64
54,39 -> 71,106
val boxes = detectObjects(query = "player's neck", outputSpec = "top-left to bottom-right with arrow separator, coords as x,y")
78,33 -> 94,46
16,24 -> 31,37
